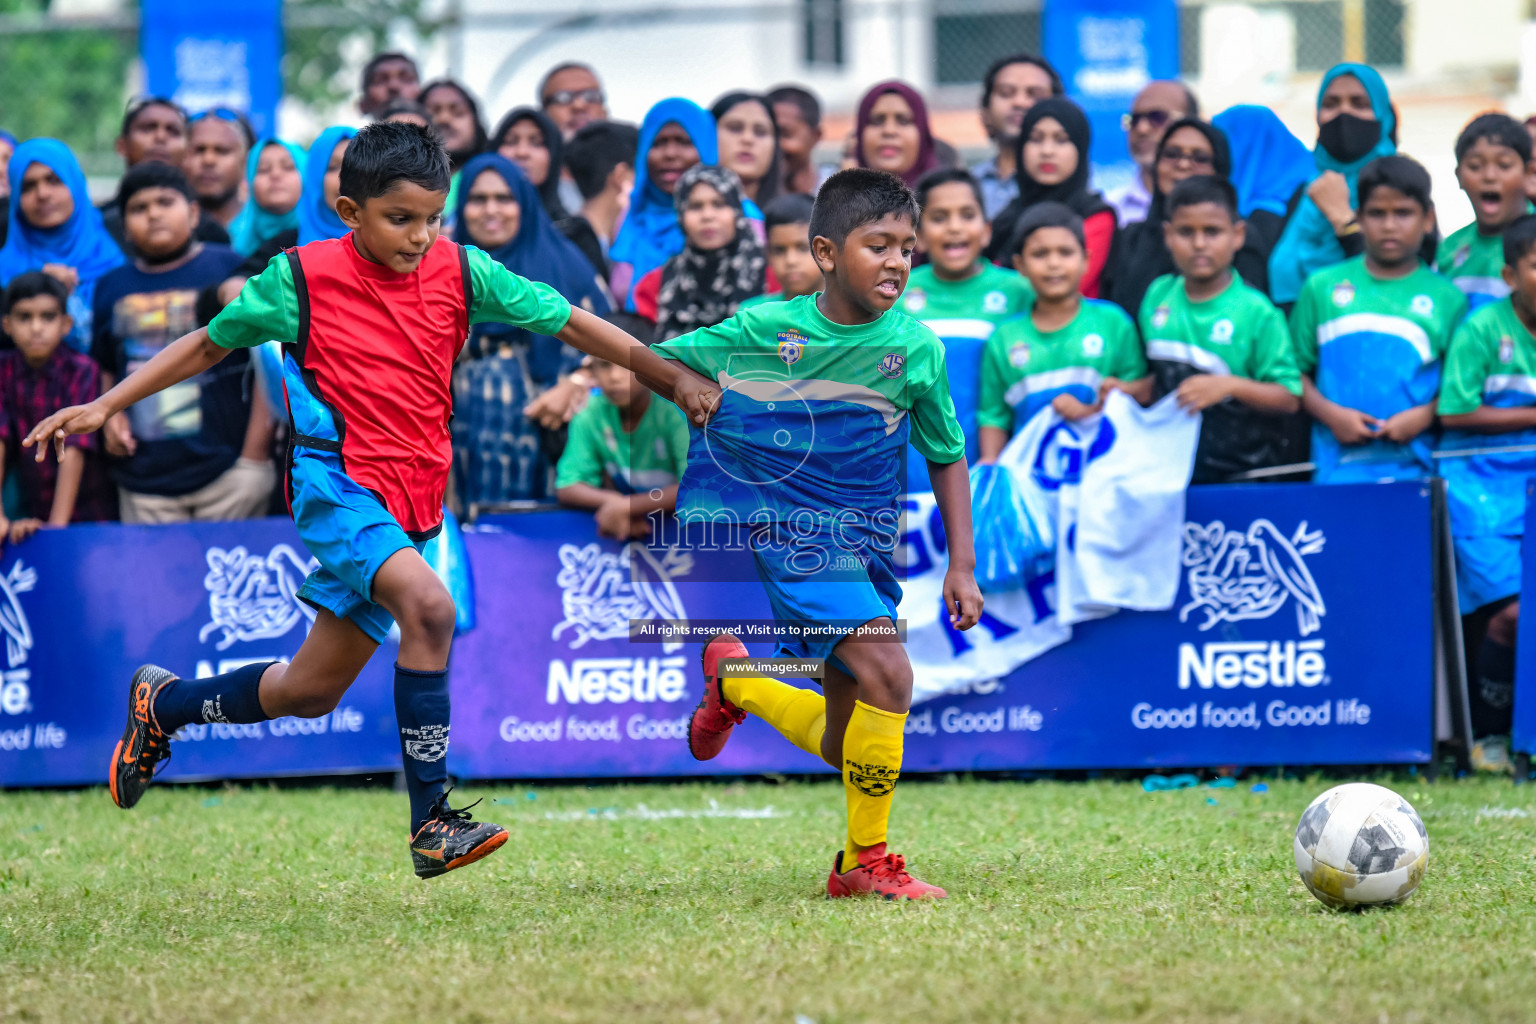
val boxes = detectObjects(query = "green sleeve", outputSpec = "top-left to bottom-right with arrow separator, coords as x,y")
465,245 -> 573,335
1248,301 -> 1303,396
908,340 -> 967,464
554,402 -> 607,490
1438,318 -> 1491,415
1105,309 -> 1147,380
207,254 -> 300,349
976,328 -> 1015,432
1288,280 -> 1320,377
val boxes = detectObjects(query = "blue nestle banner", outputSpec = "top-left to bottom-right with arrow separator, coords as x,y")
1044,0 -> 1180,175
0,482 -> 1435,789
1511,481 -> 1536,755
140,0 -> 282,137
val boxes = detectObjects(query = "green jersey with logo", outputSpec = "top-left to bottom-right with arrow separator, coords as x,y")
1290,257 -> 1466,483
555,390 -> 690,494
1140,273 -> 1301,482
977,298 -> 1146,434
738,291 -> 783,311
652,292 -> 964,522
1437,217 -> 1524,313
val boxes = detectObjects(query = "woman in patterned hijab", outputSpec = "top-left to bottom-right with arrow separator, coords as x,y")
652,164 -> 767,342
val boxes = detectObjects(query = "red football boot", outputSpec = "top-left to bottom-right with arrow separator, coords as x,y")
826,843 -> 948,900
687,632 -> 748,760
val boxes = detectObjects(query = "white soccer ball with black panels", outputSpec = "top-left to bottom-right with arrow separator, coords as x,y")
1293,782 -> 1428,909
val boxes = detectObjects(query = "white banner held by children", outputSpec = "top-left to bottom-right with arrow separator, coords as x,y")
899,391 -> 1201,703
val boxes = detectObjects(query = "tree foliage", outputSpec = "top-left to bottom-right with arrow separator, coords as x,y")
283,0 -> 447,112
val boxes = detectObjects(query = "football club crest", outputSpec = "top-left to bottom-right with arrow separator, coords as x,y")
1082,333 -> 1104,357
1331,280 -> 1355,307
1500,335 -> 1515,363
1210,318 -> 1235,344
982,289 -> 1008,314
777,329 -> 808,365
1151,306 -> 1170,329
903,289 -> 926,313
877,352 -> 906,379
1410,294 -> 1434,317
1009,343 -> 1030,368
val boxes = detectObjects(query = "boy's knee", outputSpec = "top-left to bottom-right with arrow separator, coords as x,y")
396,588 -> 457,644
857,654 -> 913,711
287,691 -> 342,718
1489,602 -> 1521,646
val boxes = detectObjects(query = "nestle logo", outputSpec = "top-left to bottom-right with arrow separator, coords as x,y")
546,656 -> 688,705
1177,640 -> 1327,690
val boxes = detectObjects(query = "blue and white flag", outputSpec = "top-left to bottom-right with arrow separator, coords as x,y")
902,392 -> 1200,702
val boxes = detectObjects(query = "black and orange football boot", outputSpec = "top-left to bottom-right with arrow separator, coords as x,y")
109,665 -> 176,809
409,791 -> 509,879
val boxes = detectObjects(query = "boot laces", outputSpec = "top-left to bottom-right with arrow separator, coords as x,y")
868,851 -> 913,885
424,788 -> 484,835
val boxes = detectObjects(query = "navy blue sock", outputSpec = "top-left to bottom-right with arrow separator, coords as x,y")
152,662 -> 276,734
395,664 -> 451,835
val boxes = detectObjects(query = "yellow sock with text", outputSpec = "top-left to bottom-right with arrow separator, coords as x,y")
721,675 -> 826,758
841,700 -> 906,872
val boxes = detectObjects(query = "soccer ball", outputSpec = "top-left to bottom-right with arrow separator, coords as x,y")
1293,783 -> 1428,909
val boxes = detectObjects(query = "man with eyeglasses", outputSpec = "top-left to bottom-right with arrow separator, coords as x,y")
539,62 -> 608,140
1107,80 -> 1199,227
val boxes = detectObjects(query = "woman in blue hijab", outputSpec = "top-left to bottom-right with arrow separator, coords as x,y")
1267,64 -> 1397,305
608,97 -> 717,311
297,126 -> 357,245
1212,104 -> 1314,257
228,138 -> 307,257
451,153 -> 611,506
0,138 -> 124,352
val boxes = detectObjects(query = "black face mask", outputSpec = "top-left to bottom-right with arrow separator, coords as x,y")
1317,113 -> 1382,165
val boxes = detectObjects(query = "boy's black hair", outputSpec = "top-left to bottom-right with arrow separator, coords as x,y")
603,311 -> 654,346
980,54 -> 1064,107
3,271 -> 68,315
116,160 -> 196,217
565,120 -> 640,200
339,121 -> 451,203
766,84 -> 822,128
361,52 -> 418,94
1356,154 -> 1434,212
1455,112 -> 1533,164
121,96 -> 186,139
1502,213 -> 1536,266
1007,201 -> 1084,255
915,168 -> 985,212
763,192 -> 815,233
808,168 -> 918,246
1165,174 -> 1239,222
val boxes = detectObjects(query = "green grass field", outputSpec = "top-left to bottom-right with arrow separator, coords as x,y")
3,774 -> 1535,1023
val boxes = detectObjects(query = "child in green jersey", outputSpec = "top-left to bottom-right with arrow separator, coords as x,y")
555,349 -> 689,540
1436,214 -> 1536,757
1438,114 -> 1534,313
900,168 -> 1032,487
656,168 -> 983,899
1141,175 -> 1301,483
1293,155 -> 1467,484
739,192 -> 820,311
977,202 -> 1149,460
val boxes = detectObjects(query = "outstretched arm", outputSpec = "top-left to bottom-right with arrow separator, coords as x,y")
24,328 -> 230,462
927,457 -> 983,630
556,307 -> 718,425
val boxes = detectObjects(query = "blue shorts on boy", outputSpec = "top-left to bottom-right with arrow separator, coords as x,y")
1289,257 -> 1467,484
652,294 -> 965,660
1436,297 -> 1536,612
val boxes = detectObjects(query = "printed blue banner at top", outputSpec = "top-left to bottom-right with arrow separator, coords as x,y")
1511,481 -> 1536,755
140,0 -> 283,138
1044,0 -> 1180,173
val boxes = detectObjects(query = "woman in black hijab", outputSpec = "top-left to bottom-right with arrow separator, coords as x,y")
984,97 -> 1117,296
1100,117 -> 1270,319
492,106 -> 569,221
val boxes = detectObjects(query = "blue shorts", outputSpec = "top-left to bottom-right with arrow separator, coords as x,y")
749,525 -> 902,669
1453,533 -> 1522,615
290,448 -> 422,644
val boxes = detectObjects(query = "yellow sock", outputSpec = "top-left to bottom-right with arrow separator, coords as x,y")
721,674 -> 826,759
841,700 -> 906,872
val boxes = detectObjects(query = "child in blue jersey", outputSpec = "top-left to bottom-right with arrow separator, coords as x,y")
1438,114 -> 1534,312
898,168 -> 1032,489
1437,213 -> 1536,759
977,202 -> 1149,460
651,169 -> 983,899
1293,155 -> 1467,484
